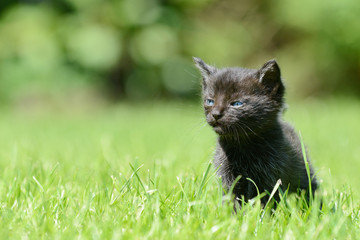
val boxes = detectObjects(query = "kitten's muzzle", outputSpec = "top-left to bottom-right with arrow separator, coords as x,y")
208,119 -> 226,135
208,120 -> 219,127
212,112 -> 223,121
208,115 -> 221,127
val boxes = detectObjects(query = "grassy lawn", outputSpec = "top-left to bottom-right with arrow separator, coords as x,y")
0,98 -> 359,239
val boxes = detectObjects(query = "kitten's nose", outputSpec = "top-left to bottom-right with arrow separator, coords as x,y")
212,112 -> 223,121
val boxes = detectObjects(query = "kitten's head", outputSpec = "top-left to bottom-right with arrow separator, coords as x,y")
193,57 -> 285,138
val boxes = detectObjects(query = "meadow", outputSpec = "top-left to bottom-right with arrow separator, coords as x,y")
0,98 -> 359,239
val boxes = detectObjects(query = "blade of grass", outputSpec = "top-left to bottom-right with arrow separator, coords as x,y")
177,177 -> 189,204
197,161 -> 212,198
299,131 -> 313,205
129,163 -> 149,196
33,176 -> 45,193
261,179 -> 282,220
246,177 -> 260,197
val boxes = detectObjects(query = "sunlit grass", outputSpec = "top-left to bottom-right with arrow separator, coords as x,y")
0,98 -> 359,239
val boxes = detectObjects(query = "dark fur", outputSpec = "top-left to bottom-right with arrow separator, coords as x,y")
194,57 -> 318,206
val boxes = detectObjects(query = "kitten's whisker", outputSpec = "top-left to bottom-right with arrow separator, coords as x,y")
238,120 -> 262,139
233,122 -> 250,142
187,119 -> 211,143
229,126 -> 240,144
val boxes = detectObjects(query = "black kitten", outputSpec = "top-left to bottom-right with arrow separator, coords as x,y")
194,57 -> 318,207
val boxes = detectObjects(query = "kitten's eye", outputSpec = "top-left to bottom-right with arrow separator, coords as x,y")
230,101 -> 244,107
206,99 -> 215,106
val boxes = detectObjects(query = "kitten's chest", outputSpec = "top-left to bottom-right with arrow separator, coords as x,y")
215,142 -> 279,177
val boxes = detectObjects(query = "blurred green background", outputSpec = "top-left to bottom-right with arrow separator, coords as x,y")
0,0 -> 359,107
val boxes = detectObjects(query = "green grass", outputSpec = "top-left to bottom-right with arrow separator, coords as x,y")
0,98 -> 359,239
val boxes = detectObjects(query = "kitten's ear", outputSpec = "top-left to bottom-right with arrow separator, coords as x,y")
193,57 -> 217,87
258,59 -> 284,97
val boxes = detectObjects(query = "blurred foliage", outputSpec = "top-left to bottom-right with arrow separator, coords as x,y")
0,0 -> 359,104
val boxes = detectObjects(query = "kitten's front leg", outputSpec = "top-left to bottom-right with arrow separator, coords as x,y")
221,175 -> 249,211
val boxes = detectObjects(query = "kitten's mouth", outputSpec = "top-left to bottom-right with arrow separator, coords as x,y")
209,122 -> 227,135
213,126 -> 225,135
